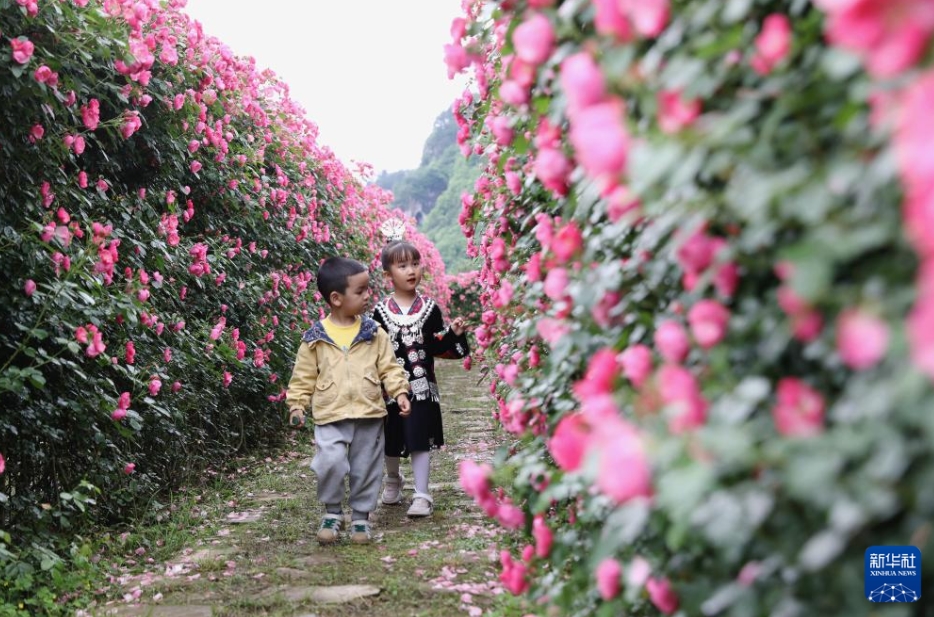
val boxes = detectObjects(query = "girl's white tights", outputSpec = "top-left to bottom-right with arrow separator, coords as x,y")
410,450 -> 430,495
385,452 -> 431,495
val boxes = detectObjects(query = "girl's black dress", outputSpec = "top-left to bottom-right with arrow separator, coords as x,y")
372,294 -> 470,456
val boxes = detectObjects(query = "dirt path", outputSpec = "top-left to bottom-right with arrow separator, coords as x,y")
91,362 -> 527,617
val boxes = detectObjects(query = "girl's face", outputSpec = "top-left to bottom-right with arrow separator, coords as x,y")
386,256 -> 422,294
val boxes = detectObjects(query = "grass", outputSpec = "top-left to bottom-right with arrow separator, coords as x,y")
88,362 -> 531,617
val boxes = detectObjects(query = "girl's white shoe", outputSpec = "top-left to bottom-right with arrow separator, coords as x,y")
407,493 -> 433,517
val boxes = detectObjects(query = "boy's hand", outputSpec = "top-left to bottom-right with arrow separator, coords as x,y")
288,408 -> 306,428
396,393 -> 411,417
451,317 -> 467,336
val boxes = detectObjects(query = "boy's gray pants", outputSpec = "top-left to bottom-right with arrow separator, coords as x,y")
311,417 -> 384,514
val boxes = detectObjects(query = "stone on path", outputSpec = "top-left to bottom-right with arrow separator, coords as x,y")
225,509 -> 263,523
273,584 -> 381,603
95,605 -> 213,617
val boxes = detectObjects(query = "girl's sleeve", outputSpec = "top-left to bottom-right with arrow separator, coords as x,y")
425,304 -> 470,359
285,342 -> 318,411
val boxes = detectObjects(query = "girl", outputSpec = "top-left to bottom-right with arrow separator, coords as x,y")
372,237 -> 469,517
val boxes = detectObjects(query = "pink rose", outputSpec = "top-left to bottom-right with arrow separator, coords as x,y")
0,453 -> 5,475
836,309 -> 889,369
687,299 -> 730,349
10,38 -> 35,64
111,408 -> 127,421
123,463 -> 136,475
543,267 -> 569,300
646,577 -> 679,614
619,344 -> 653,388
595,558 -> 622,599
459,460 -> 492,498
569,99 -> 630,181
657,89 -> 701,133
622,0 -> 670,37
512,13 -> 555,67
654,320 -> 690,364
560,52 -> 606,117
24,279 -> 36,297
551,221 -> 583,263
532,515 -> 553,558
573,347 -> 620,398
548,414 -> 589,471
772,378 -> 825,437
533,147 -> 571,196
593,0 -> 632,41
595,419 -> 652,503
751,14 -> 792,75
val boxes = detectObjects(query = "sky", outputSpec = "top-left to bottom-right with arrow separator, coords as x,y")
182,0 -> 469,175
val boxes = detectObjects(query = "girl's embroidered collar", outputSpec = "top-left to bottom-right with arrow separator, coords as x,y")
389,294 -> 425,316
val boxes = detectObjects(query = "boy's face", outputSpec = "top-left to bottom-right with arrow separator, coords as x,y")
332,271 -> 372,315
385,256 -> 422,294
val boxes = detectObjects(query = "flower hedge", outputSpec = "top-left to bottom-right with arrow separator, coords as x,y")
0,0 -> 446,603
448,0 -> 934,614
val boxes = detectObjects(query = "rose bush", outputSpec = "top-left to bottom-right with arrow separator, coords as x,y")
449,0 -> 934,614
0,0 -> 446,609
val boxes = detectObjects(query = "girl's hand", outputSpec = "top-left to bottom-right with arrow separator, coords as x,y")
451,317 -> 467,336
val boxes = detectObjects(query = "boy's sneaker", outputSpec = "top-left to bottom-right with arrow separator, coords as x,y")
316,514 -> 343,544
349,520 -> 372,544
381,473 -> 405,505
407,493 -> 433,518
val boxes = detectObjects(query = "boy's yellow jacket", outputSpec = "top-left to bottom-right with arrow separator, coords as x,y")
286,317 -> 409,425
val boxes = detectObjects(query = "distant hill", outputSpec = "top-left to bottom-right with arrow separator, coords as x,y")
375,110 -> 481,273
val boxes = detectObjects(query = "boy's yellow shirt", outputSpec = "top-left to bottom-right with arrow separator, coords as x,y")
322,316 -> 360,350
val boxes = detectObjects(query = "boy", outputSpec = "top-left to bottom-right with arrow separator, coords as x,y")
286,256 -> 411,544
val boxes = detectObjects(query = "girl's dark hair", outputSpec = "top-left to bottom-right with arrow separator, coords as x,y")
380,240 -> 421,271
317,256 -> 367,304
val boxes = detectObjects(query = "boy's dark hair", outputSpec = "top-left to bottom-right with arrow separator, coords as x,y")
380,240 -> 421,271
317,257 -> 367,304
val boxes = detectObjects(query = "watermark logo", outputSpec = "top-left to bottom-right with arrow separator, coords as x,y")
865,546 -> 921,603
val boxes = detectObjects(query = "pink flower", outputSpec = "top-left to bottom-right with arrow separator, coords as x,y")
628,556 -> 652,588
444,43 -> 471,79
815,0 -> 934,77
595,558 -> 622,600
560,52 -> 606,117
595,419 -> 652,503
619,344 -> 653,388
569,99 -> 630,181
657,90 -> 701,133
459,460 -> 492,498
0,453 -> 5,474
548,414 -> 589,471
222,371 -> 233,387
535,317 -> 570,346
10,38 -> 35,64
773,378 -> 825,437
751,14 -> 792,75
533,147 -> 571,196
117,392 -> 130,410
836,309 -> 889,369
81,99 -> 100,131
573,347 -> 620,398
621,0 -> 670,37
593,0 -> 632,41
24,280 -> 36,296
111,408 -> 127,421
532,515 -> 553,558
148,378 -> 162,396
124,463 -> 136,475
656,364 -> 707,433
543,267 -> 568,300
121,111 -> 142,139
512,13 -> 555,67
499,550 -> 530,595
496,503 -> 525,530
551,221 -> 583,263
654,320 -> 690,364
646,577 -> 679,614
687,299 -> 730,349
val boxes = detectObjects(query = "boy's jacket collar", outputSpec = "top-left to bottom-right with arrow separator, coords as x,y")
302,316 -> 379,346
